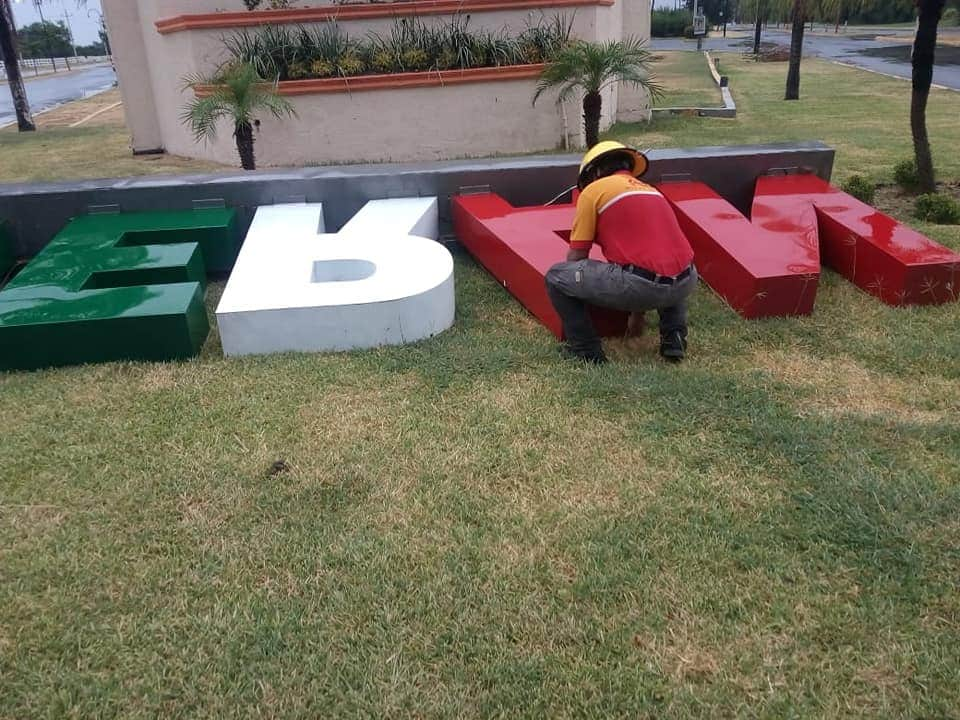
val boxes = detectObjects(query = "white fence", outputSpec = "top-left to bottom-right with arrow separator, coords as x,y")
1,56 -> 111,77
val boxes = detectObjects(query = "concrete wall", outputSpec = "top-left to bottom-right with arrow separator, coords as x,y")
100,0 -> 651,168
0,143 -> 836,260
101,0 -> 163,152
172,79 -> 585,166
617,0 -> 653,123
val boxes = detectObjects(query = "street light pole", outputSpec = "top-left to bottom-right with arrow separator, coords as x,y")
88,8 -> 110,57
62,9 -> 77,57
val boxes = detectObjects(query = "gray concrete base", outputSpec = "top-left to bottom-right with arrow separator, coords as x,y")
0,142 -> 833,258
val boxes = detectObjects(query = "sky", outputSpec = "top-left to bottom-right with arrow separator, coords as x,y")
10,0 -> 104,45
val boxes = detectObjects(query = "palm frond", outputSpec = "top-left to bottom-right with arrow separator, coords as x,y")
180,62 -> 295,143
533,38 -> 661,105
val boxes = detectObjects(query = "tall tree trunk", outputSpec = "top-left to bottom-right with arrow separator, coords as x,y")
235,121 -> 256,171
912,0 -> 946,194
0,0 -> 35,132
835,2 -> 842,33
785,0 -> 806,100
583,91 -> 602,149
753,7 -> 763,55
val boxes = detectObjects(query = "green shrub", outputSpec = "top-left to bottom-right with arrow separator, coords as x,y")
652,10 -> 689,37
943,7 -> 959,26
893,158 -> 921,191
915,193 -> 960,224
841,175 -> 876,204
683,25 -> 695,39
223,15 -> 572,81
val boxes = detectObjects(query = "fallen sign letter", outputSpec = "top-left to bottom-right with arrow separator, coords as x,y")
451,193 -> 627,339
0,209 -> 239,372
216,197 -> 455,357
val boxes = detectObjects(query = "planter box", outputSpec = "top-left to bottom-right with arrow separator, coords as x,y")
156,0 -> 614,34
195,64 -> 545,97
178,64 -> 603,167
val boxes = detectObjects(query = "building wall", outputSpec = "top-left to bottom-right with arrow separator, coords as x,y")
101,0 -> 163,152
101,0 -> 652,167
169,79 -> 586,166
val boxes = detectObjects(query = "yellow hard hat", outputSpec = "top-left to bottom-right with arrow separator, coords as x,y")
578,141 -> 649,189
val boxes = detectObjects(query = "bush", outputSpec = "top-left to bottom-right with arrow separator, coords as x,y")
841,175 -> 876,204
893,158 -> 921,191
683,25 -> 695,39
652,10 -> 689,37
223,15 -> 573,82
943,7 -> 959,26
915,194 -> 960,224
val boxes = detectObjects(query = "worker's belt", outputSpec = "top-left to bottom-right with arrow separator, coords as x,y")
622,263 -> 693,285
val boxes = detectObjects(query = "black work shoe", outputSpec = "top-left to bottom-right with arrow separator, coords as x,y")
560,345 -> 609,365
659,331 -> 687,363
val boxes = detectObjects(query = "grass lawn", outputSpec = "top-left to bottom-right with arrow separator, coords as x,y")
653,51 -> 722,108
3,59 -> 960,718
617,56 -> 960,186
0,90 -> 221,184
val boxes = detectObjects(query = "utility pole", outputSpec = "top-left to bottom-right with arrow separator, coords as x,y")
62,9 -> 77,57
693,0 -> 704,51
31,0 -> 57,72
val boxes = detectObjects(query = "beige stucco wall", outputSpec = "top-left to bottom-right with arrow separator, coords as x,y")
616,0 -> 654,123
101,0 -> 163,152
169,79 -> 585,166
101,0 -> 652,167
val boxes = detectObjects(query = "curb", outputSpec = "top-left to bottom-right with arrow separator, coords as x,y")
651,50 -> 736,119
0,85 -> 116,131
827,60 -> 959,92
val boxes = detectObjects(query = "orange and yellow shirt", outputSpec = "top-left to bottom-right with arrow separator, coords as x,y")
570,171 -> 694,277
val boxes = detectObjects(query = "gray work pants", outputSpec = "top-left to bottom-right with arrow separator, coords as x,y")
545,260 -> 698,355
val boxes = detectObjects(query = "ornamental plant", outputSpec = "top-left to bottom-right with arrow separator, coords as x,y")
222,15 -> 573,82
182,62 -> 296,171
533,38 -> 661,148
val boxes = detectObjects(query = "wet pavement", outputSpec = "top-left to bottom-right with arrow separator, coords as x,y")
0,64 -> 116,128
652,28 -> 960,90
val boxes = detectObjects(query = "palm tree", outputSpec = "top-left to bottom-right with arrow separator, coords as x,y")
533,39 -> 661,148
912,0 -> 947,193
0,0 -> 35,131
182,62 -> 296,171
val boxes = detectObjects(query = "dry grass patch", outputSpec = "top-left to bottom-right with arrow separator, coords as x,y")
33,89 -> 124,129
754,348 -> 958,424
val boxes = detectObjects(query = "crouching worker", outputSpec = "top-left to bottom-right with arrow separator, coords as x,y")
545,141 -> 698,365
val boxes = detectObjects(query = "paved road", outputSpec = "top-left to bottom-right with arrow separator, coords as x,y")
0,64 -> 116,128
652,28 -> 960,90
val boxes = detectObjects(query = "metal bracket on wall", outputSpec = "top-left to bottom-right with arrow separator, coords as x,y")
457,185 -> 492,196
273,195 -> 307,205
88,204 -> 121,215
192,198 -> 226,210
658,173 -> 692,184
765,167 -> 800,176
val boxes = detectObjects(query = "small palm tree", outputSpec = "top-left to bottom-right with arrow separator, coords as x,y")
182,62 -> 296,171
533,38 -> 661,148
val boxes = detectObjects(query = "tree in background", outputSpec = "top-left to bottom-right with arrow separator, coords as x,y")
739,0 -> 771,54
785,0 -> 807,99
912,0 -> 948,192
0,0 -> 34,131
74,39 -> 105,56
814,0 -> 863,32
17,20 -> 72,58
